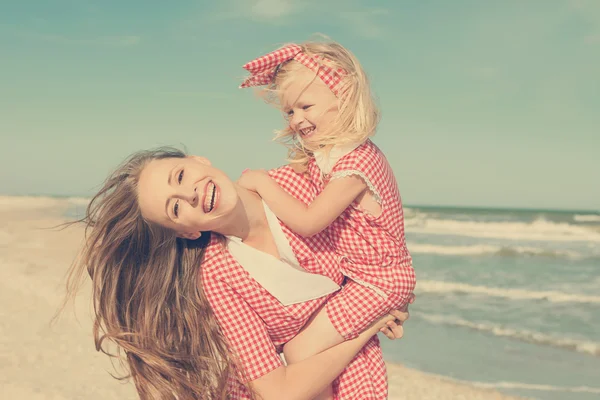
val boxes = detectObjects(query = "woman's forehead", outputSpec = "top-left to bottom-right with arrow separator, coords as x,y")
140,158 -> 176,184
137,159 -> 178,223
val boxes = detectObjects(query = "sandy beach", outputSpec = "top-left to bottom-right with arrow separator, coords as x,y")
0,197 -> 523,400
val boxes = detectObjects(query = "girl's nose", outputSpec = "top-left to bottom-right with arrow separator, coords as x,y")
290,112 -> 304,131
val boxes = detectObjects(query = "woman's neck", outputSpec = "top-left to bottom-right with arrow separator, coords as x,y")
214,184 -> 271,244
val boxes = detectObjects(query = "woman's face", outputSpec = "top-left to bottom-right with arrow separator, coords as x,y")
137,156 -> 239,238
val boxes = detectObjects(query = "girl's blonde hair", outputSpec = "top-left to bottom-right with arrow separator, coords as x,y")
265,39 -> 380,166
62,148 -> 241,400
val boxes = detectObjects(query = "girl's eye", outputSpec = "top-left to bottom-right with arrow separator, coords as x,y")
286,110 -> 294,116
302,105 -> 312,110
174,200 -> 180,218
178,169 -> 184,184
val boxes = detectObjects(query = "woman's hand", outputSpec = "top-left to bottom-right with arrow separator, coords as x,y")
380,293 -> 415,340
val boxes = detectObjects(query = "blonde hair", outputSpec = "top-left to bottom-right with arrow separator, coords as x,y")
265,39 -> 380,166
62,148 -> 242,400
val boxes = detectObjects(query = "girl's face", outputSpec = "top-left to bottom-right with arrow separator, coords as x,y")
280,69 -> 339,144
137,156 -> 239,239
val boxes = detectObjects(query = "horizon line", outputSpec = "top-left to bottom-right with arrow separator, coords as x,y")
0,193 -> 598,214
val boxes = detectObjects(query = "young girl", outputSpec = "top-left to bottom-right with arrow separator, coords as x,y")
238,40 -> 416,397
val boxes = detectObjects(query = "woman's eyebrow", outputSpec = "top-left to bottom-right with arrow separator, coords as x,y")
164,197 -> 171,219
167,165 -> 177,186
165,165 -> 177,219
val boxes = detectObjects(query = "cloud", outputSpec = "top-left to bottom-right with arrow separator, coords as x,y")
470,67 -> 499,80
32,33 -> 141,47
206,0 -> 305,23
160,91 -> 235,100
584,33 -> 600,44
0,24 -> 141,47
569,0 -> 600,42
251,0 -> 297,19
178,1 -> 388,40
338,8 -> 389,39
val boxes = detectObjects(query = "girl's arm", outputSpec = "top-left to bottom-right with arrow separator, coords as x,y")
237,170 -> 367,237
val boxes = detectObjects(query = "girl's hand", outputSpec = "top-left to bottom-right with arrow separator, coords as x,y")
380,293 -> 415,340
237,169 -> 269,192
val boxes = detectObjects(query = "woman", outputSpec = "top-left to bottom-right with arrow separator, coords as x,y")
66,148 -> 410,400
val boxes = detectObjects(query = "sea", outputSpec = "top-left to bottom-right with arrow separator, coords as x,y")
380,205 -> 600,400
4,196 -> 599,399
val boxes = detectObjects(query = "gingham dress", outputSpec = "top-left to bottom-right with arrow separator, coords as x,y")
308,140 -> 417,340
201,165 -> 388,399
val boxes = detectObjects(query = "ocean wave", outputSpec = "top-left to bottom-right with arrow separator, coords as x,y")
416,312 -> 600,357
0,195 -> 65,210
0,195 -> 90,212
408,243 -> 586,259
66,197 -> 91,206
574,214 -> 600,222
405,217 -> 600,243
417,280 -> 600,304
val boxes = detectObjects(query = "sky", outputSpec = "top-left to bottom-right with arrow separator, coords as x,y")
1,0 -> 598,210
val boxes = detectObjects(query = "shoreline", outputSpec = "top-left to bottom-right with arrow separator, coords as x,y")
387,362 -> 526,400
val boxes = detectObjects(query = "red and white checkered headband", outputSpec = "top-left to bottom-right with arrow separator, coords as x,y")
239,44 -> 347,97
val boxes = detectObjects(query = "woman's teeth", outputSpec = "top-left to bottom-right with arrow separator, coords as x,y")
203,181 -> 216,213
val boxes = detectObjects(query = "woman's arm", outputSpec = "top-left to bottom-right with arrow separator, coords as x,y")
237,170 -> 367,237
250,311 -> 400,400
203,275 -> 406,400
282,295 -> 413,376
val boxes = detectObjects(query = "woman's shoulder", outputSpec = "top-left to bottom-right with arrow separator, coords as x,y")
199,235 -> 230,276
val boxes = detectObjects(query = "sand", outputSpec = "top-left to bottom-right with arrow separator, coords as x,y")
0,197 -> 524,399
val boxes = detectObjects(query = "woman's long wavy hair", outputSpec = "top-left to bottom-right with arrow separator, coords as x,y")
263,38 -> 381,168
63,148 -> 238,399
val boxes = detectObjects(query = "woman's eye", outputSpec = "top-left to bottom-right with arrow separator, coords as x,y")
303,105 -> 312,110
173,201 -> 180,217
286,110 -> 294,116
178,169 -> 184,184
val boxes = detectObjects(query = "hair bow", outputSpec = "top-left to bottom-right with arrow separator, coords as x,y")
240,44 -> 346,96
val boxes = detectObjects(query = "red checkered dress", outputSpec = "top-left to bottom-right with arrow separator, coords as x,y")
201,165 -> 388,399
308,140 -> 417,340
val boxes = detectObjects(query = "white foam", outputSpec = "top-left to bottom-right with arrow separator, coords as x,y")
407,243 -> 584,259
0,195 -> 65,210
574,214 -> 600,222
417,280 -> 600,304
66,197 -> 91,207
0,195 -> 89,214
416,312 -> 600,357
405,217 -> 600,243
409,243 -> 500,256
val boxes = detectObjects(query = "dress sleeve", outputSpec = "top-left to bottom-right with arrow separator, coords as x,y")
203,274 -> 283,382
329,148 -> 383,205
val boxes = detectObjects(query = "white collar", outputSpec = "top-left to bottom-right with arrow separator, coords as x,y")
226,201 -> 339,306
313,142 -> 362,175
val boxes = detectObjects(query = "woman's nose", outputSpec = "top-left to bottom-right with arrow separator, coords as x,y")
179,186 -> 197,205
